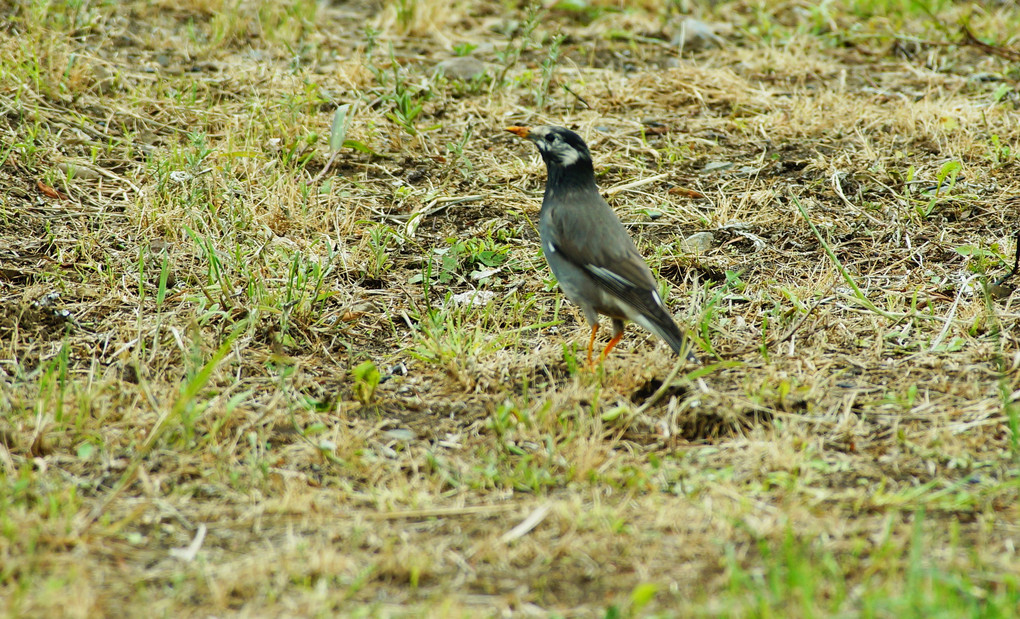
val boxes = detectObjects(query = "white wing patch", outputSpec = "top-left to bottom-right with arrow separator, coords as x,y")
651,289 -> 665,308
544,240 -> 556,254
586,264 -> 637,289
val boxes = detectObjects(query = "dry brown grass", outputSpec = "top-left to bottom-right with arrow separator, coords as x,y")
2,0 -> 1020,616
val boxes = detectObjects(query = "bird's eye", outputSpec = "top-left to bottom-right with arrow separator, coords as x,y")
548,134 -> 560,144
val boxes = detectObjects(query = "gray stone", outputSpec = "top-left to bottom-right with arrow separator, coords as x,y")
670,18 -> 724,50
434,57 -> 488,81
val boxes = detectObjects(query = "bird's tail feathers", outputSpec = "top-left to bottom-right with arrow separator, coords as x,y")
633,305 -> 699,363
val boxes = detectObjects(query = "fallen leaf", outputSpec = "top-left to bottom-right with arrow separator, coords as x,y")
37,180 -> 68,200
668,186 -> 706,199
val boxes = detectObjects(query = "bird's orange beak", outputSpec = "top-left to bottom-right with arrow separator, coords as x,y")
505,126 -> 531,139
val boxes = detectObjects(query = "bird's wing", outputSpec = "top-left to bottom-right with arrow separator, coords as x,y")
545,190 -> 664,312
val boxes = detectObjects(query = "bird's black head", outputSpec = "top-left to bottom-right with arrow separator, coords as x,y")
507,125 -> 594,177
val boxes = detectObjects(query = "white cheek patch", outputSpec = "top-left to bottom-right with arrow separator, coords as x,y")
554,143 -> 581,167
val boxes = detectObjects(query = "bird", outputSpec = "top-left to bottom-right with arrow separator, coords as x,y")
505,125 -> 698,365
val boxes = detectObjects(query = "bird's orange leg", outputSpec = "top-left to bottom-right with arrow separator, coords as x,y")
599,331 -> 624,363
587,324 -> 599,367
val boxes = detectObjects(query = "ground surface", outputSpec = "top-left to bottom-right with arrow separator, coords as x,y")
2,0 -> 1020,616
